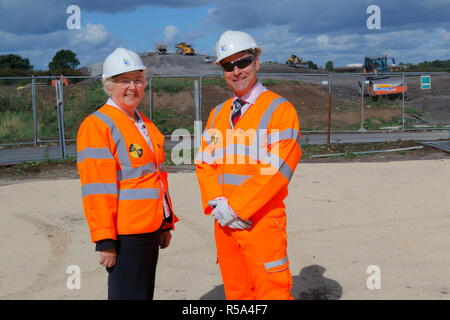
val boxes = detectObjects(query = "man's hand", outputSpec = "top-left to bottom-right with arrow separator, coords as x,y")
208,198 -> 252,229
159,230 -> 172,249
99,248 -> 116,267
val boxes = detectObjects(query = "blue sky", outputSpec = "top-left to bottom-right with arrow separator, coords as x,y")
1,0 -> 450,70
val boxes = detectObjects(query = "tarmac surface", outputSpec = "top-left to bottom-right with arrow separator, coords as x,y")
0,159 -> 449,299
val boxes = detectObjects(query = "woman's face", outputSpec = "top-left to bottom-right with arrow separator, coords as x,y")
107,70 -> 147,111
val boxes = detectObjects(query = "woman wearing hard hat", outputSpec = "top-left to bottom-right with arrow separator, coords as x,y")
195,31 -> 302,299
76,47 -> 178,300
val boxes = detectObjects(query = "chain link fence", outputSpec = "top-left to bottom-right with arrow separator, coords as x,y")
0,73 -> 448,163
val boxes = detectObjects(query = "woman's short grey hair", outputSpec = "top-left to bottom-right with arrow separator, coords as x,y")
102,69 -> 148,97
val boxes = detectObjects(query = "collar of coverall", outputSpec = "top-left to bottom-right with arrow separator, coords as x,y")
106,97 -> 143,123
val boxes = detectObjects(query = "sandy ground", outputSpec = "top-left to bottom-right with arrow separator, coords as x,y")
0,159 -> 449,300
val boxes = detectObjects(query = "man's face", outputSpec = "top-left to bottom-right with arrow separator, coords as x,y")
108,70 -> 147,110
221,51 -> 260,97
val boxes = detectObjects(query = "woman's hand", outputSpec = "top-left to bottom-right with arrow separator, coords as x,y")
99,248 -> 117,267
159,231 -> 172,249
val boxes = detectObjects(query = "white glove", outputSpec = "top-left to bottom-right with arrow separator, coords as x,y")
208,198 -> 252,229
208,198 -> 236,227
228,218 -> 252,229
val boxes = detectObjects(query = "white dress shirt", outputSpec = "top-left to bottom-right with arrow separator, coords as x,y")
230,80 -> 267,126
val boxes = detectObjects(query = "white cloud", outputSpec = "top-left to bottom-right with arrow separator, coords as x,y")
70,24 -> 110,46
164,25 -> 179,42
0,23 -> 120,70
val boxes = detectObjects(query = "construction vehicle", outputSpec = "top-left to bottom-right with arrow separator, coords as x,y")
361,54 -> 407,100
175,42 -> 195,55
156,43 -> 167,55
285,55 -> 308,68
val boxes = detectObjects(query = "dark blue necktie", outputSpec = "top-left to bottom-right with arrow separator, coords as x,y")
231,99 -> 245,125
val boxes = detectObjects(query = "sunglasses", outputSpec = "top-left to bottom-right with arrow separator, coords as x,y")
221,55 -> 255,72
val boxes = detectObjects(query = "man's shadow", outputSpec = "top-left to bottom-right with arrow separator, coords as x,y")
199,264 -> 342,300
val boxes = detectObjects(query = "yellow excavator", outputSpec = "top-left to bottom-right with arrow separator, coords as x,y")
175,42 -> 195,55
286,55 -> 308,68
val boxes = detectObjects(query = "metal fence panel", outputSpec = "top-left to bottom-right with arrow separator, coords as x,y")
0,73 -> 448,164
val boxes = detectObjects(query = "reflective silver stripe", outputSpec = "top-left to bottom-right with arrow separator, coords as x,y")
225,144 -> 262,161
117,163 -> 157,180
158,163 -> 166,172
81,183 -> 117,197
263,153 -> 294,180
264,256 -> 289,270
218,174 -> 224,185
118,188 -> 160,200
93,110 -> 157,181
267,129 -> 299,145
212,146 -> 224,161
257,97 -> 287,132
77,147 -> 113,162
223,173 -> 252,186
92,110 -> 130,167
195,151 -> 215,164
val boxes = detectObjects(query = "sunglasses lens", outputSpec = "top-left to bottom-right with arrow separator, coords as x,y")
236,56 -> 254,69
222,63 -> 234,72
221,55 -> 254,72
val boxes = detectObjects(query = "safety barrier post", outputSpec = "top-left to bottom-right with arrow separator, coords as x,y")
55,78 -> 66,159
199,75 -> 203,121
194,80 -> 201,149
327,74 -> 332,144
31,76 -> 38,146
148,77 -> 153,120
402,73 -> 405,131
358,75 -> 367,132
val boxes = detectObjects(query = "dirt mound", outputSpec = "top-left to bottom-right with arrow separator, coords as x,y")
83,52 -> 319,76
152,82 -> 402,132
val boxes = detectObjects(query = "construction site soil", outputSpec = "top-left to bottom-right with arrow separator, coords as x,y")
82,52 -> 450,127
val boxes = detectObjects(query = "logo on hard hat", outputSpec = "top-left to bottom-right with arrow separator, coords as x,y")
129,143 -> 143,158
220,45 -> 227,52
123,58 -> 131,66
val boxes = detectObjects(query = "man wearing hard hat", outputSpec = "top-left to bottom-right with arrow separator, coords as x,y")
76,48 -> 178,299
195,31 -> 302,299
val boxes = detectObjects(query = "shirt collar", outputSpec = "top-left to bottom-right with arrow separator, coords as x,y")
233,80 -> 266,105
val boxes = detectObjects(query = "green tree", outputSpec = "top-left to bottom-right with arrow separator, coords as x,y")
0,54 -> 33,70
48,49 -> 80,71
306,60 -> 318,69
325,60 -> 334,71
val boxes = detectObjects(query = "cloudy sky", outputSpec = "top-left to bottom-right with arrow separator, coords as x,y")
1,0 -> 450,70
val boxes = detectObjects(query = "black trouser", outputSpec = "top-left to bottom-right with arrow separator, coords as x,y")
107,231 -> 161,300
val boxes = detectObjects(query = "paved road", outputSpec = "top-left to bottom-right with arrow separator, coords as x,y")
1,131 -> 448,165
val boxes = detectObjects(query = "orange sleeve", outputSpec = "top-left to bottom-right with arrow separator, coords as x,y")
195,107 -> 225,214
76,115 -> 119,242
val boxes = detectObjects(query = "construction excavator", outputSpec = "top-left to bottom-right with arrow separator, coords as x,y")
361,54 -> 407,100
175,42 -> 195,55
286,55 -> 308,68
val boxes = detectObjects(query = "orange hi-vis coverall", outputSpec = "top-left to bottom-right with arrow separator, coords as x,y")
77,104 -> 178,243
195,90 -> 302,299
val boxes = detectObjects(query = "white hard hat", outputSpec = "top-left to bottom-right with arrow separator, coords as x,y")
102,47 -> 146,80
215,30 -> 261,65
